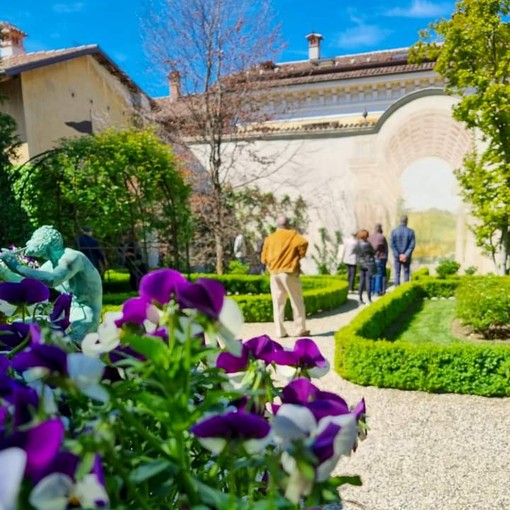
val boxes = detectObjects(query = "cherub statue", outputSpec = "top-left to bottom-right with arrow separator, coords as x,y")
0,225 -> 103,341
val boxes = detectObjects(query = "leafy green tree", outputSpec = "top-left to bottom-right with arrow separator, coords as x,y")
0,107 -> 30,247
311,228 -> 343,275
12,128 -> 192,268
413,0 -> 510,273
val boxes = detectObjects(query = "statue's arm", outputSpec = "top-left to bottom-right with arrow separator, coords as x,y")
0,262 -> 23,283
16,257 -> 80,287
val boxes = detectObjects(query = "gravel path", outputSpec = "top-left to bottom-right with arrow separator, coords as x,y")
240,295 -> 510,510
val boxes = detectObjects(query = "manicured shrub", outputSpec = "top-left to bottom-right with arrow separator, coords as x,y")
411,267 -> 430,281
226,260 -> 250,274
435,258 -> 461,279
334,278 -> 510,397
456,276 -> 510,336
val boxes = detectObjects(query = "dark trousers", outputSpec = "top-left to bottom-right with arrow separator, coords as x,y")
359,267 -> 373,301
346,264 -> 356,291
372,258 -> 387,294
394,259 -> 411,286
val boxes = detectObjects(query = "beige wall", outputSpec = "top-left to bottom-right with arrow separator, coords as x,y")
0,76 -> 29,162
188,92 -> 494,274
1,55 -> 146,162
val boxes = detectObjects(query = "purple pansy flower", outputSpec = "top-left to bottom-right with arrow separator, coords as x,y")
29,453 -> 109,509
0,375 -> 39,426
271,339 -> 327,368
0,278 -> 50,305
49,293 -> 72,331
0,356 -> 8,373
31,451 -> 80,484
216,335 -> 283,373
216,347 -> 249,373
191,411 -> 271,454
271,339 -> 329,377
12,344 -> 68,375
0,419 -> 65,476
0,323 -> 42,350
280,378 -> 350,421
244,335 -> 283,363
114,297 -> 160,328
139,269 -> 186,306
0,322 -> 30,349
176,278 -> 225,320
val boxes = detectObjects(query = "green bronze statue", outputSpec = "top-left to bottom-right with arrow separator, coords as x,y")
0,225 -> 103,341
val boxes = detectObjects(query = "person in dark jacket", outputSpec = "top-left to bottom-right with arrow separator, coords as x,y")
368,223 -> 388,295
354,229 -> 375,304
77,226 -> 106,276
120,232 -> 148,291
390,215 -> 416,286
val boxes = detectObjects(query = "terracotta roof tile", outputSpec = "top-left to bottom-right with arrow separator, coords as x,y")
253,47 -> 436,87
1,45 -> 98,71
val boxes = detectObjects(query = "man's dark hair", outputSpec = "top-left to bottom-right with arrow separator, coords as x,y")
400,215 -> 408,226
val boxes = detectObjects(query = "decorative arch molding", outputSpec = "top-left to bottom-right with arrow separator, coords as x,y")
374,87 -> 449,133
349,90 -> 474,259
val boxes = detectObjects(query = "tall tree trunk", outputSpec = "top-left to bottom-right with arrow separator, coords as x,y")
215,231 -> 224,274
498,221 -> 509,275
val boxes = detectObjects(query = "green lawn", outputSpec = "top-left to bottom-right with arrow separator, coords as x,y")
385,299 -> 462,345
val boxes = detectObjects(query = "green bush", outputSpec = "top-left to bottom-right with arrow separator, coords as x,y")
456,276 -> 510,336
411,267 -> 430,281
334,279 -> 510,397
419,277 -> 460,298
103,269 -> 133,293
435,258 -> 461,279
464,266 -> 477,275
226,260 -> 250,274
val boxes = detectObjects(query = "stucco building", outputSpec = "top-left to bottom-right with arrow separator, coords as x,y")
0,22 -> 152,163
174,34 -> 489,273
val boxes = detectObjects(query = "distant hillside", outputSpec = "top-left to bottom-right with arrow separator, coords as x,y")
406,209 -> 456,261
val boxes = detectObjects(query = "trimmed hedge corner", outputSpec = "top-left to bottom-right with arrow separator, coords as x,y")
335,279 -> 510,397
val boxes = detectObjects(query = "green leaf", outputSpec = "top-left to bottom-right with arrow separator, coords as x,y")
129,459 -> 176,483
329,475 -> 363,487
124,334 -> 168,364
194,480 -> 235,509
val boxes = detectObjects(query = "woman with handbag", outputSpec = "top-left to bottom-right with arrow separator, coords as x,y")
354,229 -> 376,304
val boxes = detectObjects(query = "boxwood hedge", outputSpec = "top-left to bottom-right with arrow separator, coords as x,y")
103,273 -> 348,323
334,278 -> 510,397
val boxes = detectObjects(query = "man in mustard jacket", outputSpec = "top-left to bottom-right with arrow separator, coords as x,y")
261,214 -> 310,338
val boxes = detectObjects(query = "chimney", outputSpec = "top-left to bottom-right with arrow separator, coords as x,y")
306,33 -> 323,61
0,22 -> 27,57
168,70 -> 181,101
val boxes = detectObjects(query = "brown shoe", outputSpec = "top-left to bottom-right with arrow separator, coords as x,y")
296,330 -> 311,337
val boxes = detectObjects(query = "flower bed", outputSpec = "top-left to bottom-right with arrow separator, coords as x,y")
0,270 -> 366,509
334,278 -> 510,397
104,274 -> 349,322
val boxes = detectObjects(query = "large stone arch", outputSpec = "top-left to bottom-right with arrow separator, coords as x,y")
349,91 -> 480,267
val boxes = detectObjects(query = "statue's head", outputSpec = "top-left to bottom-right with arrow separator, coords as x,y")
25,225 -> 64,258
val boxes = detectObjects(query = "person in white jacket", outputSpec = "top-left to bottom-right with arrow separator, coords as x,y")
233,233 -> 247,264
339,231 -> 357,293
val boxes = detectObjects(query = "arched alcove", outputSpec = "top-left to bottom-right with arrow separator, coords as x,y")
401,156 -> 460,261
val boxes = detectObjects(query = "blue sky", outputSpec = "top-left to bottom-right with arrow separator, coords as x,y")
2,0 -> 456,98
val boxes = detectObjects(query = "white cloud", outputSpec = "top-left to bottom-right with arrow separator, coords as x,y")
336,24 -> 392,49
52,2 -> 85,14
385,0 -> 452,18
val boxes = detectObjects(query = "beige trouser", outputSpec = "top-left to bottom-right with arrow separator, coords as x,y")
270,271 -> 307,337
